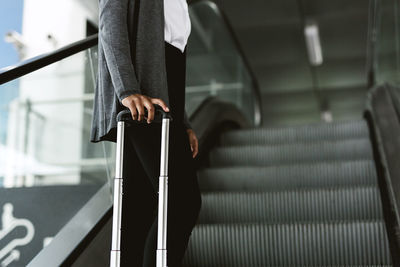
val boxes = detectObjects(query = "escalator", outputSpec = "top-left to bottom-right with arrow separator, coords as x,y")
184,119 -> 391,265
1,0 -> 400,266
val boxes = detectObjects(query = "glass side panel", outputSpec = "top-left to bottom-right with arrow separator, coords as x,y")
375,0 -> 400,85
0,45 -> 115,266
186,1 -> 258,125
0,46 -> 114,187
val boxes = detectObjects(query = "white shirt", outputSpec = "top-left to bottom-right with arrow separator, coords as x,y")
164,0 -> 191,53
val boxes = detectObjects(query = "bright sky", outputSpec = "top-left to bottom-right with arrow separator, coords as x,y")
0,1 -> 23,146
0,0 -> 24,69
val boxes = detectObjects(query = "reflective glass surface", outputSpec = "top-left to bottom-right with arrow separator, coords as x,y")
186,1 -> 259,125
375,0 -> 400,84
0,46 -> 114,265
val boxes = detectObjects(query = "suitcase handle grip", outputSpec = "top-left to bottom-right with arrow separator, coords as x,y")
117,106 -> 172,123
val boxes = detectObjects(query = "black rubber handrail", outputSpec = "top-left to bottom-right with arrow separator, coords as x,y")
0,34 -> 98,85
364,84 -> 400,265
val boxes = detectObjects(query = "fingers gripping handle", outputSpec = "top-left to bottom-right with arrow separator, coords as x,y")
116,106 -> 173,123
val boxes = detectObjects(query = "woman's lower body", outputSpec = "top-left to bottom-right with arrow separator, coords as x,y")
120,42 -> 202,267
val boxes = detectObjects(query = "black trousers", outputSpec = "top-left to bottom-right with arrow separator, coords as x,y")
120,42 -> 202,267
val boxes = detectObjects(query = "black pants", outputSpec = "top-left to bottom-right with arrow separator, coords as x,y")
120,42 -> 202,267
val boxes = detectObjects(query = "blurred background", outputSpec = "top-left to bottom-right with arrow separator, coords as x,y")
0,0 -> 399,266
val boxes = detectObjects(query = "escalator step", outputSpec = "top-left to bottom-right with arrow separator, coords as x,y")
210,139 -> 372,167
183,221 -> 391,266
198,160 -> 377,191
185,266 -> 391,267
262,113 -> 322,126
220,120 -> 368,146
198,186 -> 382,223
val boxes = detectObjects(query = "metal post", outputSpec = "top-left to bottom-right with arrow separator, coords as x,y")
156,117 -> 170,267
110,121 -> 125,267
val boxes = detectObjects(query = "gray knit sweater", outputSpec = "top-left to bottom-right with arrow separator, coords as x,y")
90,0 -> 191,143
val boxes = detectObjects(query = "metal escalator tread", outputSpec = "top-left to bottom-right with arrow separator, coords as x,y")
220,120 -> 369,146
183,221 -> 391,266
198,160 -> 377,192
185,265 -> 392,267
186,117 -> 392,265
197,186 -> 382,223
210,139 -> 373,167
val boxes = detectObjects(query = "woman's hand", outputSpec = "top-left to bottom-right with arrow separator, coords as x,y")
121,94 -> 169,123
187,129 -> 198,158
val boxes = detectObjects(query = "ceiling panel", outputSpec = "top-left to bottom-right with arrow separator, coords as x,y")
211,0 -> 370,93
216,0 -> 302,28
236,24 -> 307,66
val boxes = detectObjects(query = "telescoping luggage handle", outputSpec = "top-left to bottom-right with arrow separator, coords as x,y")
110,106 -> 172,267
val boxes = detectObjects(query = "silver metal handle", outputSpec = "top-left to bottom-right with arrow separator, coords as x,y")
111,108 -> 172,267
110,121 -> 125,267
157,117 -> 170,267
110,109 -> 172,267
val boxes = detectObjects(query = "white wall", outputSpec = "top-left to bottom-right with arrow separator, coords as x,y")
5,0 -> 98,187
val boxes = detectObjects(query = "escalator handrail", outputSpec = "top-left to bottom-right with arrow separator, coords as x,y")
365,84 -> 400,264
0,34 -> 98,85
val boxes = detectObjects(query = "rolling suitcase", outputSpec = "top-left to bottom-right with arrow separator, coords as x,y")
110,107 -> 172,267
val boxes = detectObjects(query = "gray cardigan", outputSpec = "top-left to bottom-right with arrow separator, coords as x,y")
90,0 -> 191,143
